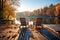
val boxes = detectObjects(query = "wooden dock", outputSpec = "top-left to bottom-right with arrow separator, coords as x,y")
0,24 -> 60,40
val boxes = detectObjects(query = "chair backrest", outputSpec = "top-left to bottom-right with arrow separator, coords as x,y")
20,18 -> 26,26
36,18 -> 43,26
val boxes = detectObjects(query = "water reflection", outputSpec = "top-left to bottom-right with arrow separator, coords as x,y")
26,17 -> 60,24
54,17 -> 59,24
45,18 -> 50,24
42,17 -> 60,24
17,17 -> 60,24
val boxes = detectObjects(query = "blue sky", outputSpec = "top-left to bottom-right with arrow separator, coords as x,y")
17,0 -> 60,12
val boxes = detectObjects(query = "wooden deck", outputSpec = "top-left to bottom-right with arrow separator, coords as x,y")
0,24 -> 60,40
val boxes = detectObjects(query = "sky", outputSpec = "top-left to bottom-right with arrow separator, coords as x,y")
17,0 -> 60,12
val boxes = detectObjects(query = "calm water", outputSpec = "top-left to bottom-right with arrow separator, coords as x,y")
43,24 -> 60,31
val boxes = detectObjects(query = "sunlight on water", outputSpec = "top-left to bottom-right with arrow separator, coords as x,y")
28,21 -> 33,25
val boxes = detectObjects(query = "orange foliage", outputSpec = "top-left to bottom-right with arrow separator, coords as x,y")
54,4 -> 60,16
54,17 -> 59,24
46,9 -> 51,16
33,10 -> 38,16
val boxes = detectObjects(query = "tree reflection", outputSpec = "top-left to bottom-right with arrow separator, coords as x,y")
45,18 -> 50,24
54,17 -> 59,24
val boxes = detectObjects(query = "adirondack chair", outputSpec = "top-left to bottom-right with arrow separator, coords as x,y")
20,18 -> 28,28
20,18 -> 26,26
35,18 -> 43,29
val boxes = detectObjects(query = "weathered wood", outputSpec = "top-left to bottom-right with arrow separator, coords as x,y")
36,18 -> 43,26
20,18 -> 27,26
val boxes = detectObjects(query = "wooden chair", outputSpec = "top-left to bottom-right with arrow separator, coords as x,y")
20,18 -> 27,26
35,18 -> 43,29
36,18 -> 42,26
20,18 -> 28,29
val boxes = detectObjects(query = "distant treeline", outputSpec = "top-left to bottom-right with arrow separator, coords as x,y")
17,4 -> 60,24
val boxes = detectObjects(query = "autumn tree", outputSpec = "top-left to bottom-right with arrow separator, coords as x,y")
49,4 -> 55,17
3,1 -> 16,20
55,4 -> 60,23
55,4 -> 60,16
33,10 -> 38,16
43,6 -> 48,14
46,8 -> 51,16
0,0 -> 20,20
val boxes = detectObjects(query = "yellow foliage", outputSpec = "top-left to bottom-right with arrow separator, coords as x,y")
3,1 -> 16,20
